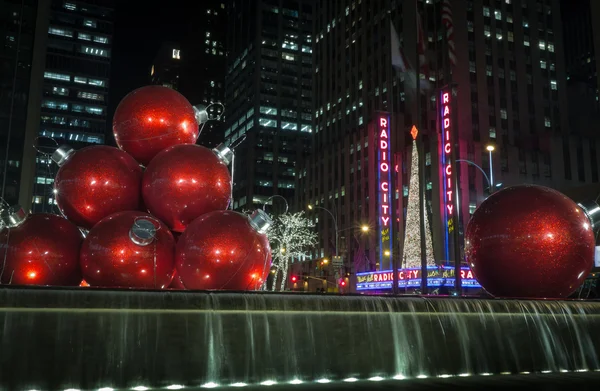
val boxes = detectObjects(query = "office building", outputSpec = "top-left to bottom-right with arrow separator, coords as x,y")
0,0 -> 48,208
150,42 -> 182,90
23,0 -> 114,213
296,0 -> 592,291
224,0 -> 313,211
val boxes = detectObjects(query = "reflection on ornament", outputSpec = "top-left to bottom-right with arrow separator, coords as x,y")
80,211 -> 175,289
142,144 -> 232,232
113,85 -> 199,165
465,185 -> 595,298
0,205 -> 82,286
53,145 -> 142,229
176,210 -> 272,290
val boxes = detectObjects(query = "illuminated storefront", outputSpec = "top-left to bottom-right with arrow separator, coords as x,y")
356,267 -> 481,291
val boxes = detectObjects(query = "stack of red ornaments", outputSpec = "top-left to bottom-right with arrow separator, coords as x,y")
0,86 -> 271,290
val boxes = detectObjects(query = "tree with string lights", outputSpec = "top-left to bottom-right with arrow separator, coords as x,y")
264,211 -> 317,291
402,128 -> 435,269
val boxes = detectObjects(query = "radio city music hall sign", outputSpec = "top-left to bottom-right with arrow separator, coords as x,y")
378,114 -> 393,263
441,90 -> 454,226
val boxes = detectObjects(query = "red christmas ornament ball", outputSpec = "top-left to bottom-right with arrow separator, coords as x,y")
176,210 -> 271,290
142,144 -> 231,232
169,269 -> 186,289
465,185 -> 595,298
80,211 -> 176,289
54,145 -> 142,229
0,214 -> 82,286
113,85 -> 199,166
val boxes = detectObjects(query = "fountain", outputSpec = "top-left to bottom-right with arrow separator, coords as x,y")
1,287 -> 600,390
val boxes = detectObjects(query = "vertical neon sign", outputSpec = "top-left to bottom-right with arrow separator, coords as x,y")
378,114 -> 393,269
440,89 -> 453,260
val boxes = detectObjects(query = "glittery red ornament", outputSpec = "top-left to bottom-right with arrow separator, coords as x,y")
465,185 -> 595,298
80,211 -> 175,289
142,144 -> 232,232
113,86 -> 199,165
0,207 -> 82,286
176,210 -> 272,290
53,145 -> 142,229
169,269 -> 186,289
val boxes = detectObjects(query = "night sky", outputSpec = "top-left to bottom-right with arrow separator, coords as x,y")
107,1 -> 190,143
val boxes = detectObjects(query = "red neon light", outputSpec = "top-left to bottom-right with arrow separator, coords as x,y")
442,89 -> 454,218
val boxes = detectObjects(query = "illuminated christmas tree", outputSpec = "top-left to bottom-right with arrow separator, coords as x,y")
402,127 -> 435,268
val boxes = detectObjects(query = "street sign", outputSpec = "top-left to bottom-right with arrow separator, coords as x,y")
332,256 -> 343,267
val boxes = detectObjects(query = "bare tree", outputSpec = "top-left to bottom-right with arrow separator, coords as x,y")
265,211 -> 317,291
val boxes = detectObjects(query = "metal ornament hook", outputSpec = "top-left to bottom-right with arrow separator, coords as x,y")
51,145 -> 76,167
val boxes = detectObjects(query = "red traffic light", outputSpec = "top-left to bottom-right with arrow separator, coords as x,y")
340,280 -> 346,287
291,276 -> 298,283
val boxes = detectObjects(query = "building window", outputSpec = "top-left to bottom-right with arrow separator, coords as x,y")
85,106 -> 104,115
259,118 -> 277,128
489,127 -> 496,138
545,117 -> 551,127
500,109 -> 507,119
44,72 -> 70,81
469,203 -> 477,215
63,2 -> 76,10
49,27 -> 73,38
172,49 -> 181,59
484,26 -> 491,38
494,10 -> 502,20
496,33 -> 503,40
281,121 -> 298,131
550,80 -> 557,90
83,19 -> 97,28
260,106 -> 277,115
81,46 -> 108,57
547,42 -> 554,52
483,7 -> 490,17
77,91 -> 104,101
74,76 -> 87,84
88,78 -> 105,87
52,87 -> 69,96
540,60 -> 546,69
538,40 -> 545,50
42,100 -> 68,110
524,38 -> 530,46
72,104 -> 83,113
77,32 -> 91,41
507,31 -> 514,42
93,36 -> 108,44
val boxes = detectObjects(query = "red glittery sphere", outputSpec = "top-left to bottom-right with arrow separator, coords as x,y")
113,86 -> 199,165
169,269 -> 186,289
0,214 -> 82,286
55,145 -> 142,229
465,185 -> 595,298
176,211 -> 271,290
142,144 -> 231,232
80,211 -> 175,289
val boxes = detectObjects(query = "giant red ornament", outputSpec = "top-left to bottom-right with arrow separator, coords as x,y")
80,211 -> 175,289
176,210 -> 272,290
142,144 -> 233,232
113,85 -> 199,165
53,145 -> 142,229
0,206 -> 82,286
465,185 -> 595,298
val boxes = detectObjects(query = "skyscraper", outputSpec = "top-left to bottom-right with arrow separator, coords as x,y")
21,0 -> 114,213
224,0 -> 313,211
150,42 -> 182,91
0,0 -> 48,208
299,0 -> 588,289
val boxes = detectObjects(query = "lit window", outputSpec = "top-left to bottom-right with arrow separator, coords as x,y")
205,31 -> 211,38
484,26 -> 491,38
469,203 -> 476,215
282,53 -> 295,61
77,32 -> 91,41
44,72 -> 70,81
281,121 -> 297,131
540,60 -> 547,69
500,109 -> 507,119
83,19 -> 97,28
524,38 -> 530,46
507,15 -> 513,23
494,10 -> 502,20
489,127 -> 497,138
85,106 -> 104,115
523,19 -> 529,28
93,36 -> 108,44
508,31 -> 514,42
77,91 -> 104,101
172,49 -> 181,59
64,2 -> 76,10
88,79 -> 105,87
547,42 -> 554,52
358,117 -> 363,125
74,76 -> 87,84
81,46 -> 108,57
72,104 -> 83,112
496,33 -> 503,40
52,87 -> 69,96
300,125 -> 312,133
550,80 -> 557,90
49,27 -> 73,37
544,117 -> 551,127
42,100 -> 68,110
483,7 -> 490,17
486,66 -> 492,76
539,40 -> 546,50
259,118 -> 277,128
260,107 -> 277,116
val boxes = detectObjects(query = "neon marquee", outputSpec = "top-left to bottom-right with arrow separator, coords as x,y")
356,267 -> 480,291
377,114 -> 393,268
439,88 -> 455,260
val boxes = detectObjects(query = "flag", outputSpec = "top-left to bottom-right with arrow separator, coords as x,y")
391,20 -> 431,95
441,0 -> 457,66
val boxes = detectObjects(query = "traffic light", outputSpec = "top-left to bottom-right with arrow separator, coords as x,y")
291,276 -> 298,283
340,280 -> 346,287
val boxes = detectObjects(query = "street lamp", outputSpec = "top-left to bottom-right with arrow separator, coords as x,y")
361,224 -> 369,232
486,145 -> 495,193
263,195 -> 289,214
322,258 -> 329,265
307,204 -> 338,256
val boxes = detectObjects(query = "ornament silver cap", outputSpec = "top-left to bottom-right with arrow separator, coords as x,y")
129,218 -> 157,246
193,104 -> 209,124
249,209 -> 272,234
578,200 -> 600,231
0,205 -> 27,228
213,143 -> 233,165
51,145 -> 76,167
